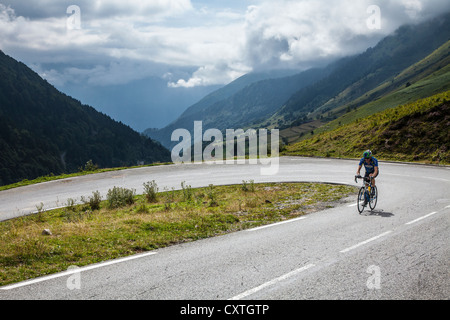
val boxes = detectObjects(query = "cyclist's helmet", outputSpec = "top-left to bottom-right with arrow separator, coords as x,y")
363,150 -> 372,159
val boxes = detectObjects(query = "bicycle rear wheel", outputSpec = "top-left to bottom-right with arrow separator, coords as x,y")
357,187 -> 366,214
369,186 -> 378,210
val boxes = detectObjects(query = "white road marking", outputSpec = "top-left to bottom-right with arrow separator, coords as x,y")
419,176 -> 450,182
405,212 -> 438,225
246,216 -> 307,232
340,231 -> 392,253
229,264 -> 315,300
385,173 -> 449,182
0,251 -> 158,290
30,205 -> 67,214
347,203 -> 357,207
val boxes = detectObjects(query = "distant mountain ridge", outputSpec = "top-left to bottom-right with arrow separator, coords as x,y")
146,12 -> 450,149
274,12 -> 450,126
0,51 -> 171,186
145,67 -> 331,148
298,39 -> 450,141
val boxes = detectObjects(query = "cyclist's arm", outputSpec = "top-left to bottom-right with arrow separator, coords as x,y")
370,166 -> 378,177
369,158 -> 379,177
356,164 -> 362,175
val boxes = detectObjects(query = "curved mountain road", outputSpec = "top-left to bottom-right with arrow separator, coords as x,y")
0,157 -> 449,300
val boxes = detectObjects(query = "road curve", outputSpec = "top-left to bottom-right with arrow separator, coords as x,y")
0,157 -> 449,300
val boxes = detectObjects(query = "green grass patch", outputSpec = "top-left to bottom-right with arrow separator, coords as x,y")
312,68 -> 450,138
0,182 -> 356,286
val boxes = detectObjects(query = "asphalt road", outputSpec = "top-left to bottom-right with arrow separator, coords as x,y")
0,157 -> 449,300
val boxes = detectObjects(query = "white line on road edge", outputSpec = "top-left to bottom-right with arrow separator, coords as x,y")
246,216 -> 307,232
31,205 -> 67,215
340,231 -> 392,253
347,203 -> 357,207
405,212 -> 437,225
229,264 -> 315,300
0,251 -> 158,290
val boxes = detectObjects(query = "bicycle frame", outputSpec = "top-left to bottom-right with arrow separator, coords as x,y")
355,175 -> 377,212
355,175 -> 373,194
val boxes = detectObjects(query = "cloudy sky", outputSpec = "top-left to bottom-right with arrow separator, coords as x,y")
0,0 -> 448,130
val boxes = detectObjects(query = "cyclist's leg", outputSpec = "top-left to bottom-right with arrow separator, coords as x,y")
364,171 -> 371,185
364,171 -> 374,196
365,171 -> 376,185
370,171 -> 378,196
371,171 -> 378,187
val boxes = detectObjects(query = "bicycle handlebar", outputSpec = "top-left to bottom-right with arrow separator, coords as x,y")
355,175 -> 371,183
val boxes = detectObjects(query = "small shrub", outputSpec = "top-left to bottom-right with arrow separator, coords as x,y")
207,184 -> 218,207
80,191 -> 102,211
107,187 -> 136,209
36,202 -> 44,212
66,198 -> 76,211
143,180 -> 159,203
35,202 -> 45,222
79,159 -> 98,172
242,180 -> 255,192
162,187 -> 175,211
249,180 -> 255,192
181,181 -> 192,202
88,191 -> 102,210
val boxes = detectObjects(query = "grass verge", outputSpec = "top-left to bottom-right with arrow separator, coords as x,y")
0,182 -> 356,286
283,91 -> 450,164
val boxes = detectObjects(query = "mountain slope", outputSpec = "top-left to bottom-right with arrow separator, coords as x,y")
281,39 -> 450,143
0,51 -> 171,186
143,71 -> 281,146
147,12 -> 450,151
284,91 -> 450,164
174,69 -> 299,120
269,12 -> 450,129
146,68 -> 329,149
312,39 -> 450,120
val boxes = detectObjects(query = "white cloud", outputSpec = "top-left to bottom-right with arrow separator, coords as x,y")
168,0 -> 450,86
401,0 -> 423,18
0,0 -> 193,20
0,0 -> 449,88
168,62 -> 250,88
242,0 -> 387,69
90,0 -> 193,17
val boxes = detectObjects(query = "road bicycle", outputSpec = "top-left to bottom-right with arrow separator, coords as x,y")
355,175 -> 378,213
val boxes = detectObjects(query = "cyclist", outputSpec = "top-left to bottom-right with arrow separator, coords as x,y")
356,150 -> 378,194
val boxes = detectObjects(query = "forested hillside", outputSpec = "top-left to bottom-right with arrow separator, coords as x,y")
0,51 -> 171,186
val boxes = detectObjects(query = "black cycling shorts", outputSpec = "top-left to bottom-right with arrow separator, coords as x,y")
365,170 -> 379,178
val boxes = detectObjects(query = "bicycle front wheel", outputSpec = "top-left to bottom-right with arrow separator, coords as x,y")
369,186 -> 378,210
357,187 -> 366,214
